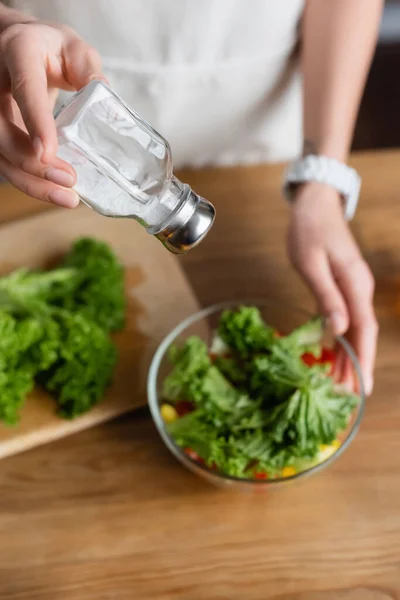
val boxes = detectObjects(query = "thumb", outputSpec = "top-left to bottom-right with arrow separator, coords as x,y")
63,38 -> 107,90
296,250 -> 349,335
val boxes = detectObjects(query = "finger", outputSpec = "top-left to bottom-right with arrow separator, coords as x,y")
334,344 -> 357,392
0,112 -> 76,186
0,93 -> 27,133
62,38 -> 106,90
3,90 -> 58,133
347,322 -> 377,396
3,33 -> 58,163
0,92 -> 14,122
294,249 -> 349,334
333,341 -> 346,382
334,258 -> 378,395
0,154 -> 79,208
48,87 -> 59,111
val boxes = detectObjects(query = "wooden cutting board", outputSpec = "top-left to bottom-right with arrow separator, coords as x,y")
0,206 -> 200,459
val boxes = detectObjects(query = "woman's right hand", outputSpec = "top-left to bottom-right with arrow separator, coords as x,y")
0,16 -> 106,207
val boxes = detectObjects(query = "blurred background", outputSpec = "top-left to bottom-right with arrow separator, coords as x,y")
354,0 -> 400,149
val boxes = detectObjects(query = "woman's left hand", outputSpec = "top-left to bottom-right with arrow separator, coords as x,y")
287,181 -> 378,395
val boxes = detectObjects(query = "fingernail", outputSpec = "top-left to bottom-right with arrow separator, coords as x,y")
330,312 -> 347,335
91,74 -> 109,85
49,188 -> 79,208
33,137 -> 44,161
46,167 -> 74,188
365,376 -> 373,396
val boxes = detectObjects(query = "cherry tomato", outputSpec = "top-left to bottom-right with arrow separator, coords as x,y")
254,471 -> 268,480
320,347 -> 337,365
175,401 -> 194,416
209,352 -> 231,363
184,447 -> 205,464
301,347 -> 336,375
301,353 -> 320,367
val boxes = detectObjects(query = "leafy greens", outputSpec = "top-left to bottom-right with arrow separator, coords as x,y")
163,307 -> 359,478
0,238 -> 125,424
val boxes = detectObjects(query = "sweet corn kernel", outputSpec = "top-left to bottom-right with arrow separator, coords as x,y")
161,404 -> 178,423
318,440 -> 340,463
282,466 -> 296,478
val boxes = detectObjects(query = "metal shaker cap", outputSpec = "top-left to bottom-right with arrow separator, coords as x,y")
155,190 -> 215,254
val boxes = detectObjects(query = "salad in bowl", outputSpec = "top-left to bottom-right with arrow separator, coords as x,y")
148,302 -> 364,489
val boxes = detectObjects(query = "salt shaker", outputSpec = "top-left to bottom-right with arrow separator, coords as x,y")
55,81 -> 215,254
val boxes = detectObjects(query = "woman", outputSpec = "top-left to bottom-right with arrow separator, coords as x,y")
0,0 -> 382,393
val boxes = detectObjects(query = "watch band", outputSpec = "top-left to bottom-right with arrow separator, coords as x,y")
282,155 -> 361,220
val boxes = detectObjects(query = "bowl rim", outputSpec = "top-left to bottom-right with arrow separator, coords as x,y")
147,299 -> 366,486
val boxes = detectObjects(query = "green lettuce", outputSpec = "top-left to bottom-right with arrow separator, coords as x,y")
163,307 -> 359,478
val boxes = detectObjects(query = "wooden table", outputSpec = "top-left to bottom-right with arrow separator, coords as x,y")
0,151 -> 399,600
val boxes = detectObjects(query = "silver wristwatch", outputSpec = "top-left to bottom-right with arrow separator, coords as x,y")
282,155 -> 361,220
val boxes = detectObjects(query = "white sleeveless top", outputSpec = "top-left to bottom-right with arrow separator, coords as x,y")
6,0 -> 304,168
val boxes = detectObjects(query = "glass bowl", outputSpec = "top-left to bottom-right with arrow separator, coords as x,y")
148,300 -> 365,491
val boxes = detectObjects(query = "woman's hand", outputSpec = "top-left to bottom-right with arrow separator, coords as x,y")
287,182 -> 378,395
0,17 -> 106,206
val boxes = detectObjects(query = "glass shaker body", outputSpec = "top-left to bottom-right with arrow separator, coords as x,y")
55,81 -> 215,253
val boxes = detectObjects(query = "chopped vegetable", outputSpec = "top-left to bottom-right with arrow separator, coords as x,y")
184,447 -> 205,464
254,470 -> 268,480
162,306 -> 359,479
214,355 -> 247,386
301,347 -> 336,375
161,403 -> 179,423
163,337 -> 211,403
281,466 -> 297,478
175,401 -> 194,416
277,316 -> 324,357
218,306 -> 275,358
318,440 -> 341,462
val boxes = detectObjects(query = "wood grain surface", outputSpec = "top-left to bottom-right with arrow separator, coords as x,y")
0,150 -> 399,599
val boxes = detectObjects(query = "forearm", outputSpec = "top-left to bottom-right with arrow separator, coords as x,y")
301,0 -> 383,161
0,3 -> 35,33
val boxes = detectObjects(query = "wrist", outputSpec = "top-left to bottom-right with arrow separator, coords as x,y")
289,184 -> 347,232
291,181 -> 344,215
303,138 -> 349,163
